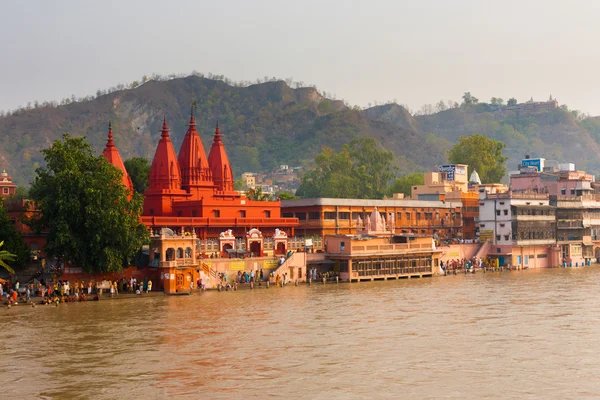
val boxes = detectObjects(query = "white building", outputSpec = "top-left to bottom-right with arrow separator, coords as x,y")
477,188 -> 559,268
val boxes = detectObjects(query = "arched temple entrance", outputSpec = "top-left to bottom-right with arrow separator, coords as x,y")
250,241 -> 261,256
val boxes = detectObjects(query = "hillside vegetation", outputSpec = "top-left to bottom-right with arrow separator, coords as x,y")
1,76 -> 598,186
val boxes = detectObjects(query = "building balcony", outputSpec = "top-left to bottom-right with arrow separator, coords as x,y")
513,239 -> 556,246
513,215 -> 555,222
557,220 -> 583,229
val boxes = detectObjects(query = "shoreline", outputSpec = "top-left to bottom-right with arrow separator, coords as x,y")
4,264 -> 597,308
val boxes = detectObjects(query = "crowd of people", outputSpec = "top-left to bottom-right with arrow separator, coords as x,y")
1,276 -> 154,306
440,257 -> 495,274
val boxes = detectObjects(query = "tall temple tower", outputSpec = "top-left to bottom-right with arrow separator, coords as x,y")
143,117 -> 188,215
177,107 -> 214,197
102,122 -> 134,196
207,122 -> 235,193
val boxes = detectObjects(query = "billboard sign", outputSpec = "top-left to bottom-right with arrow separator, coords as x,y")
438,165 -> 466,181
521,158 -> 544,172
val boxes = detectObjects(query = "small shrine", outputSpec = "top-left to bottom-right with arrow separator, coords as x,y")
246,228 -> 264,256
273,228 -> 288,255
357,207 -> 395,236
0,169 -> 17,197
150,227 -> 199,294
218,229 -> 236,256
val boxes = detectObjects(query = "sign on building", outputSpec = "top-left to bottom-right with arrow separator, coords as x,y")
438,165 -> 466,181
521,158 -> 545,172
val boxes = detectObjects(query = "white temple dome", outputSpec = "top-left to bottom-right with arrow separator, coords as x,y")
469,170 -> 482,184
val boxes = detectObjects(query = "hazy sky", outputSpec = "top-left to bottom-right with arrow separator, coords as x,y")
2,0 -> 600,114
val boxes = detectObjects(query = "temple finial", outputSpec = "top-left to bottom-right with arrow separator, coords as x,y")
106,121 -> 115,147
161,116 -> 169,138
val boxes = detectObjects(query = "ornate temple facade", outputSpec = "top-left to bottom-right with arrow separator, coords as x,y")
124,110 -> 298,255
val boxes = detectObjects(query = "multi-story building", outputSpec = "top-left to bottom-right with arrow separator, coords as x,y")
510,157 -> 598,265
551,194 -> 600,266
281,198 -> 463,248
478,189 -> 559,268
410,164 -> 480,239
241,173 -> 256,188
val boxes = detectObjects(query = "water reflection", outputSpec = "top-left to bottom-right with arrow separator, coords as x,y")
2,267 -> 600,399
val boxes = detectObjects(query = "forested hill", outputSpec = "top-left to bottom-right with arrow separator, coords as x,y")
0,77 -> 448,186
1,75 -> 599,186
415,105 -> 600,175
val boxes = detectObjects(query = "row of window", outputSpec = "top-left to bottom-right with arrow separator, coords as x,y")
150,210 -> 271,218
288,211 -> 461,221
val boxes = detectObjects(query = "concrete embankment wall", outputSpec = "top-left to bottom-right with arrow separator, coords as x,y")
439,244 -> 480,263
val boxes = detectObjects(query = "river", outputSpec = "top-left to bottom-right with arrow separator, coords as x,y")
2,267 -> 600,399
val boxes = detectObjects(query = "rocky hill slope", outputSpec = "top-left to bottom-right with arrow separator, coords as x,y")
1,76 -> 598,186
0,77 -> 447,185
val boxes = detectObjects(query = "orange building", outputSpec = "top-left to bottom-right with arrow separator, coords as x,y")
138,110 -> 297,255
281,198 -> 463,247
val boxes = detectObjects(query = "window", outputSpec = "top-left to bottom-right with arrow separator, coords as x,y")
503,210 -> 508,216
406,212 -> 411,220
239,210 -> 246,218
192,210 -> 197,217
324,212 -> 336,220
2,188 -> 7,194
264,210 -> 271,218
561,188 -> 566,195
339,212 -> 350,220
570,189 -> 575,195
396,212 -> 402,220
496,235 -> 501,241
296,212 -> 306,221
496,210 -> 501,216
213,210 -> 220,217
416,213 -> 421,221
465,219 -> 471,226
480,224 -> 485,228
504,235 -> 509,241
524,255 -> 529,265
177,210 -> 182,217
308,212 -> 320,220
537,254 -> 547,258
282,213 -> 293,218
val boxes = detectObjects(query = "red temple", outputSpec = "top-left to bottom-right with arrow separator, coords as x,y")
136,109 -> 297,254
102,122 -> 134,196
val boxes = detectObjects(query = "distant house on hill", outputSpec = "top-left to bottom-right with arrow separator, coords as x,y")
504,98 -> 558,114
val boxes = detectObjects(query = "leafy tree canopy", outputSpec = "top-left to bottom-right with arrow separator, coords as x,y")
28,135 -> 148,273
387,173 -> 424,197
124,157 -> 150,194
296,138 -> 396,199
0,205 -> 28,267
447,134 -> 508,183
0,241 -> 16,274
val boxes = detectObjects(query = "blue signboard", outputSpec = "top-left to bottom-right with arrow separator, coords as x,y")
521,158 -> 543,171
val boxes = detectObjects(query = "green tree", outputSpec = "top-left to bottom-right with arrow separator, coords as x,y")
246,187 -> 271,201
387,173 -> 424,197
124,157 -> 150,194
447,134 -> 508,183
297,138 -> 395,199
0,204 -> 29,266
462,92 -> 479,106
275,191 -> 297,200
27,135 -> 148,273
0,241 -> 16,274
507,98 -> 517,106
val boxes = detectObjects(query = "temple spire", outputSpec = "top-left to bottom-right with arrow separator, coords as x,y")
105,121 -> 115,148
161,116 -> 169,138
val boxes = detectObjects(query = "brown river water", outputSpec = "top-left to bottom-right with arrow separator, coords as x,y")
2,267 -> 600,399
